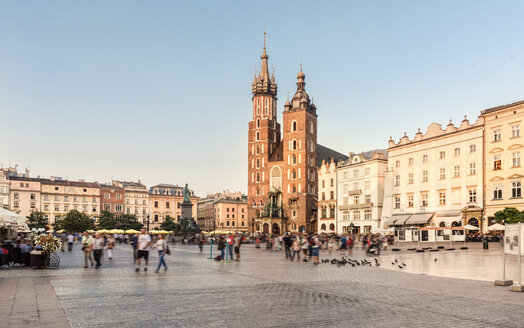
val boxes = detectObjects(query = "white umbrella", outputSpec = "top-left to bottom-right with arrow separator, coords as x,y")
464,224 -> 480,230
487,223 -> 505,231
0,207 -> 29,230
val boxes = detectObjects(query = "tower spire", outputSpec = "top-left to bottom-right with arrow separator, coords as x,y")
260,30 -> 269,82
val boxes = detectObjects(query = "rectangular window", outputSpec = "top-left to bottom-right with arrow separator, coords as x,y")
30,193 -> 35,200
365,194 -> 371,203
512,152 -> 521,168
468,189 -> 477,203
394,196 -> 400,209
512,181 -> 522,198
343,172 -> 348,179
422,155 -> 428,163
83,205 -> 87,212
395,160 -> 400,168
395,175 -> 400,186
14,201 -> 19,208
439,168 -> 446,180
364,181 -> 370,190
64,196 -> 69,201
104,193 -> 110,199
166,201 -> 170,209
408,158 -> 414,166
469,163 -> 476,175
353,169 -> 359,178
64,205 -> 69,211
55,195 -> 59,201
421,193 -> 428,207
154,201 -> 158,208
330,191 -> 334,200
422,171 -> 428,182
408,173 -> 413,184
493,129 -> 501,142
364,209 -> 372,220
493,184 -> 502,200
343,184 -> 348,193
512,125 -> 520,138
439,151 -> 446,159
343,197 -> 349,206
353,196 -> 359,205
454,165 -> 460,177
470,144 -> 476,153
364,168 -> 370,176
353,182 -> 359,190
439,192 -> 446,205
115,204 -> 122,212
54,205 -> 59,211
103,203 -> 110,211
493,155 -> 501,170
454,148 -> 460,156
353,210 -> 360,220
330,178 -> 334,187
83,197 -> 87,203
116,194 -> 122,200
407,194 -> 414,207
44,205 -> 49,211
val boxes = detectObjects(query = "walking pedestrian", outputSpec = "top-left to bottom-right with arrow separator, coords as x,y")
311,235 -> 320,265
234,233 -> 242,262
81,232 -> 94,268
153,234 -> 168,272
135,228 -> 151,272
218,235 -> 226,261
106,234 -> 116,260
93,233 -> 104,269
67,232 -> 74,252
291,235 -> 301,261
300,234 -> 309,262
283,233 -> 292,259
226,234 -> 234,261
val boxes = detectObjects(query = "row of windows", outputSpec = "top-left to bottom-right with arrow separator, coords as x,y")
216,220 -> 246,227
321,191 -> 335,200
43,204 -> 98,213
492,181 -> 522,199
492,125 -> 520,142
342,167 -> 372,179
492,152 -> 521,170
342,194 -> 372,206
394,145 -> 478,169
394,164 -> 477,186
103,193 -> 123,199
103,203 -> 123,212
321,179 -> 335,188
126,199 -> 148,205
341,209 -> 373,220
342,181 -> 372,192
394,189 -> 478,208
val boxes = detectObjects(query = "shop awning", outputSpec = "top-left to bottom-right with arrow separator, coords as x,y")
405,213 -> 434,225
384,214 -> 411,226
0,207 -> 29,230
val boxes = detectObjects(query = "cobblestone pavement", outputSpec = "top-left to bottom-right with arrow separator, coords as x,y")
1,242 -> 524,327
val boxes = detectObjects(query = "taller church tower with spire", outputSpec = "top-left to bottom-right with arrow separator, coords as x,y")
248,32 -> 281,232
248,34 -> 323,235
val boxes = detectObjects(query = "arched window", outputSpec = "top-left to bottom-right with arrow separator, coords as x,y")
256,159 -> 260,168
256,119 -> 260,128
256,145 -> 260,155
256,132 -> 260,141
321,224 -> 326,231
273,132 -> 276,142
310,121 -> 314,133
292,121 -> 297,131
292,169 -> 297,179
329,223 -> 335,231
293,140 -> 297,150
270,166 -> 282,190
292,184 -> 297,193
292,155 -> 297,164
256,173 -> 261,183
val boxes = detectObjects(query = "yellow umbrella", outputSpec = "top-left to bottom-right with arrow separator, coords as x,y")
150,231 -> 159,234
125,229 -> 140,234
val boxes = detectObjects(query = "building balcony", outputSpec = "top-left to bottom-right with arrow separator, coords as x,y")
339,203 -> 373,210
348,189 -> 362,196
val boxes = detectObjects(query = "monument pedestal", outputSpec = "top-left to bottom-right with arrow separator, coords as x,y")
181,201 -> 193,220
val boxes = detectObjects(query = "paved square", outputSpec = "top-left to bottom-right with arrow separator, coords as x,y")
1,243 -> 524,327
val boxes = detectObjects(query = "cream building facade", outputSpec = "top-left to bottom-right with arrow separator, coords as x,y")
114,181 -> 150,221
9,177 -> 41,217
336,150 -> 387,234
317,159 -> 337,233
149,183 -> 198,229
384,117 -> 484,229
214,196 -> 248,232
482,101 -> 524,223
0,169 -> 12,209
40,178 -> 100,224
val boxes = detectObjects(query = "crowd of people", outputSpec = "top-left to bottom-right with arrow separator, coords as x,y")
256,233 -> 394,264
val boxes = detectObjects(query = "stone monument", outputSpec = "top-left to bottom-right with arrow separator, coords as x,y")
181,183 -> 193,220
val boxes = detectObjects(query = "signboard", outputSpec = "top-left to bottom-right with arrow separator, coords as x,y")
504,224 -> 522,256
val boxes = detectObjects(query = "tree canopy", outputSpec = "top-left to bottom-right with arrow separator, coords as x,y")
495,207 -> 524,224
116,214 -> 143,230
27,211 -> 48,230
54,210 -> 94,232
160,215 -> 178,232
98,210 -> 117,230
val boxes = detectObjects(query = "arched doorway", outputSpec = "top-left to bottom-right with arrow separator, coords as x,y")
263,223 -> 269,234
299,225 -> 305,233
321,224 -> 326,231
439,222 -> 446,227
468,218 -> 479,227
451,221 -> 461,227
272,223 -> 280,235
329,223 -> 335,231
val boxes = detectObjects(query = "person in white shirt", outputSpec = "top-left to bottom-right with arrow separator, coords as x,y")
135,228 -> 151,272
81,232 -> 94,268
67,233 -> 75,252
153,234 -> 168,273
93,233 -> 105,269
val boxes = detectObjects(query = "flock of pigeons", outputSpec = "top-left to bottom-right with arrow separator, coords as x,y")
320,257 -> 382,267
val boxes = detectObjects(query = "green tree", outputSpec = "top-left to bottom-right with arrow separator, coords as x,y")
116,214 -> 143,230
495,207 -> 524,224
160,215 -> 178,231
58,210 -> 95,232
27,211 -> 48,230
98,210 -> 117,229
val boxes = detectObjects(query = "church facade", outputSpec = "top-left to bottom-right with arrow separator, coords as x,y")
248,37 -> 346,235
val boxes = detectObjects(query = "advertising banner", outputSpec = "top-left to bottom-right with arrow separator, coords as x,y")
504,224 -> 521,256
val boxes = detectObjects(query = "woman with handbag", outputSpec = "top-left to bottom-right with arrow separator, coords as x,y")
153,234 -> 168,273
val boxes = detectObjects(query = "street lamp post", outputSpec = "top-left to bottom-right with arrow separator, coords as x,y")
143,215 -> 150,233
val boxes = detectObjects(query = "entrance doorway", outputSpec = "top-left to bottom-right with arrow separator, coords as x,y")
468,218 -> 479,227
262,223 -> 269,234
272,223 -> 280,235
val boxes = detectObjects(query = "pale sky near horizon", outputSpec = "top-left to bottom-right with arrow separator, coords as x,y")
2,1 -> 524,197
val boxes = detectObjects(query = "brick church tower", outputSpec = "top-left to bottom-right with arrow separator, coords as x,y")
248,35 -> 321,235
247,33 -> 281,233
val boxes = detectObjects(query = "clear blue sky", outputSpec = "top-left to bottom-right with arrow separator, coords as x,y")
2,1 -> 524,196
